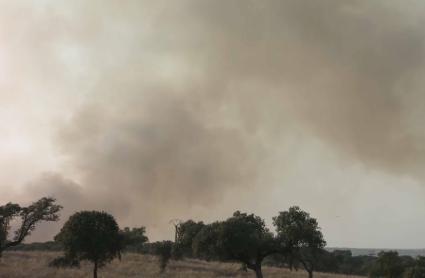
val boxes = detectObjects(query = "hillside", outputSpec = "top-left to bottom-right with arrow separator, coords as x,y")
0,251 -> 363,278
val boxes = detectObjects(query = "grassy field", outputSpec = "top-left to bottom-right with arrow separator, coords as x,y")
0,251 -> 363,278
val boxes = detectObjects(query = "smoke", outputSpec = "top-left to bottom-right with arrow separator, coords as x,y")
2,1 -> 425,243
57,95 -> 261,229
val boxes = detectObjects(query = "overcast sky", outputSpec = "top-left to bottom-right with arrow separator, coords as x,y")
1,0 -> 425,248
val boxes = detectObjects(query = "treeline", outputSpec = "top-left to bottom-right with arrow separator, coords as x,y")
148,218 -> 425,277
137,207 -> 325,278
265,250 -> 425,277
1,197 -> 425,278
7,241 -> 61,252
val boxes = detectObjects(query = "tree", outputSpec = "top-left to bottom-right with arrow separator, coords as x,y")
149,240 -> 174,273
0,197 -> 62,257
120,226 -> 148,252
175,220 -> 204,257
369,251 -> 405,278
195,211 -> 277,278
405,256 -> 425,278
273,206 -> 326,278
54,211 -> 123,278
192,222 -> 222,261
169,219 -> 182,243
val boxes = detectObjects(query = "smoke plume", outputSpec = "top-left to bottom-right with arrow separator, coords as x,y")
2,1 -> 425,245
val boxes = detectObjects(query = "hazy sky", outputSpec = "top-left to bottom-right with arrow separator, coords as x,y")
1,0 -> 425,248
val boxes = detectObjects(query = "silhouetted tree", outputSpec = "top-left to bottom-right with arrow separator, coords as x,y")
169,219 -> 182,243
195,211 -> 277,278
150,240 -> 174,273
175,220 -> 204,257
54,211 -> 123,278
313,249 -> 355,274
0,197 -> 62,257
192,222 -> 221,261
273,206 -> 326,278
369,251 -> 404,278
120,226 -> 148,252
405,256 -> 425,278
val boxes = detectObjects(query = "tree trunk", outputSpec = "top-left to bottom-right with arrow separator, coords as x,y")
307,269 -> 313,278
246,262 -> 263,278
93,261 -> 98,278
299,258 -> 314,278
254,264 -> 263,278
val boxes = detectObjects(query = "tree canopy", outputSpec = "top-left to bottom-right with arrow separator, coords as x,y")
54,211 -> 123,278
405,256 -> 425,278
120,226 -> 148,252
175,220 -> 204,257
0,197 -> 62,256
273,206 -> 326,278
193,211 -> 277,278
369,251 -> 405,278
192,221 -> 222,261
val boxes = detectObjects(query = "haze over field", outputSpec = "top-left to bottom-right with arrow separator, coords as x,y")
1,0 -> 425,248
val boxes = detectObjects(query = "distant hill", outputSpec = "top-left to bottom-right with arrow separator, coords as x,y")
327,247 -> 425,257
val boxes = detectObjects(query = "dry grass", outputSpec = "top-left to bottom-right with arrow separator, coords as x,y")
0,251 -> 363,278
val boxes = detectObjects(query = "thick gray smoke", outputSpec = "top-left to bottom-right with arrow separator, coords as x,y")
3,1 -> 425,243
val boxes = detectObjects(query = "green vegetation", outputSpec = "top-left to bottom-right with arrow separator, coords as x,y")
148,240 -> 174,272
405,256 -> 425,278
120,226 -> 148,252
177,208 -> 323,278
273,206 -> 326,278
0,197 -> 62,257
53,211 -> 123,278
2,199 -> 425,277
175,220 -> 204,257
218,211 -> 277,278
